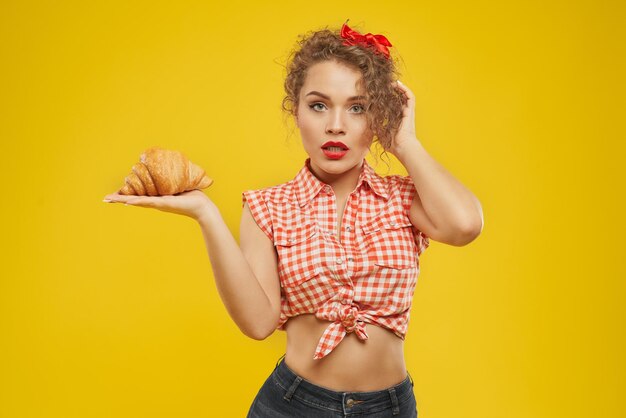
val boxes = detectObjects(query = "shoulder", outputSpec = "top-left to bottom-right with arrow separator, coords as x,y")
377,173 -> 416,198
242,179 -> 294,205
368,173 -> 417,216
241,181 -> 295,241
380,173 -> 413,187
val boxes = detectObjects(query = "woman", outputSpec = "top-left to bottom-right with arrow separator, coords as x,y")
104,21 -> 483,417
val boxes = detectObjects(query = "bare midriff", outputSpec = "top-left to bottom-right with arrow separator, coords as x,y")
283,313 -> 408,392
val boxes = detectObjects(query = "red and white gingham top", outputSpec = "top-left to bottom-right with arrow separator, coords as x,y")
242,158 -> 429,360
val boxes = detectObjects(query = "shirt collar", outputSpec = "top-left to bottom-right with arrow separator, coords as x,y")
292,158 -> 389,207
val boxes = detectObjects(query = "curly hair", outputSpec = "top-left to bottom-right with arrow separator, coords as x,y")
281,23 -> 406,151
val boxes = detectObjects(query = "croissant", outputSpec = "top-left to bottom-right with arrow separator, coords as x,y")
118,147 -> 213,196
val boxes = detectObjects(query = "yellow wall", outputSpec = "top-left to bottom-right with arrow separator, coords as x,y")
1,1 -> 624,417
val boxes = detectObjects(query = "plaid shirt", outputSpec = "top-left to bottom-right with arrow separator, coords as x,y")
242,159 -> 429,360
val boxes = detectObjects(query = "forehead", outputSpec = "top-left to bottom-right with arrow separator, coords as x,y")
301,61 -> 364,97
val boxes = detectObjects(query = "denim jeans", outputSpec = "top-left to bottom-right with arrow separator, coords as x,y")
247,354 -> 418,417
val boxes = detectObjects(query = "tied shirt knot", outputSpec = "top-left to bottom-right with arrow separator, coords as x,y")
340,305 -> 359,332
313,303 -> 369,360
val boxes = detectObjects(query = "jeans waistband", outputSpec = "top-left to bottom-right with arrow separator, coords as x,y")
271,354 -> 415,415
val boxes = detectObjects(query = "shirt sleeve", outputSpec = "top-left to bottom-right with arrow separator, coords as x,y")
242,189 -> 274,242
393,175 -> 430,256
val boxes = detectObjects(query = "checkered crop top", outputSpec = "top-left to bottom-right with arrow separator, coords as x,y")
242,159 -> 429,360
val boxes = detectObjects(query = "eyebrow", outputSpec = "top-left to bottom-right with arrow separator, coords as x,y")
305,91 -> 367,101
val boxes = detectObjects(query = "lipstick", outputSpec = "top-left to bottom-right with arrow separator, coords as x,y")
321,141 -> 349,160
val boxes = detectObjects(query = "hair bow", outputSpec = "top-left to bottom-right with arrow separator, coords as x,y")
340,20 -> 392,59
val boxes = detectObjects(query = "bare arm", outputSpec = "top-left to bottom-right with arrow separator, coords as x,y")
389,80 -> 484,246
196,200 -> 281,340
401,140 -> 484,246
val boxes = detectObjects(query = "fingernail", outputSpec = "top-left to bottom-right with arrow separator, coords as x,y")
103,199 -> 113,203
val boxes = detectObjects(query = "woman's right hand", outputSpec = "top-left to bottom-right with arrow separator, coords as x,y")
103,189 -> 215,222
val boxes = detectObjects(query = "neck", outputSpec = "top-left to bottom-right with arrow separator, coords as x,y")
308,159 -> 364,196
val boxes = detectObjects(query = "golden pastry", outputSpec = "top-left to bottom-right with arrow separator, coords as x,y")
118,147 -> 213,196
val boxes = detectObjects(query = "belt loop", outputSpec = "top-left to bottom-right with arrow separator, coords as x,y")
283,375 -> 303,402
388,387 -> 400,415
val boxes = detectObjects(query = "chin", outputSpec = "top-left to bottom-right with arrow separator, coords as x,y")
312,156 -> 361,174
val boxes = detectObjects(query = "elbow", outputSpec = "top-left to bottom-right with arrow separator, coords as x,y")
241,314 -> 280,341
455,218 -> 483,246
245,327 -> 273,341
442,201 -> 483,246
440,215 -> 482,247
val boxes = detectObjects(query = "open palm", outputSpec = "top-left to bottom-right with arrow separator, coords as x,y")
103,189 -> 212,221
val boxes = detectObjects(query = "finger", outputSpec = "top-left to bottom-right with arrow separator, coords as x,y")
391,80 -> 404,93
124,197 -> 159,207
103,193 -> 143,204
103,193 -> 124,203
395,80 -> 415,102
392,80 -> 408,90
391,81 -> 411,108
392,85 -> 412,119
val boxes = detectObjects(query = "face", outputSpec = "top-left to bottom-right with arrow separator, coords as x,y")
295,60 -> 373,183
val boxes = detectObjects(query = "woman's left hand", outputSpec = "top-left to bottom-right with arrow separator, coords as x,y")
388,80 -> 420,158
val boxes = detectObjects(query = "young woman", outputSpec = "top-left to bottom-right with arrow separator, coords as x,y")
104,21 -> 483,417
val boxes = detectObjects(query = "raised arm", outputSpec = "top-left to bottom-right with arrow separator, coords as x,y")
389,80 -> 484,246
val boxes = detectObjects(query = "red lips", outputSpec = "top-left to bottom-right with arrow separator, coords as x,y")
321,141 -> 349,160
322,141 -> 349,149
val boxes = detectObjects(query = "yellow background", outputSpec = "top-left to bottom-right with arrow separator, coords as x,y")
1,1 -> 624,417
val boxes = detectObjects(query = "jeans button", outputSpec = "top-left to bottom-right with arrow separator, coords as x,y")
346,398 -> 355,407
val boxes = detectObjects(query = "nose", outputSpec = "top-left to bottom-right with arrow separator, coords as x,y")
325,109 -> 346,135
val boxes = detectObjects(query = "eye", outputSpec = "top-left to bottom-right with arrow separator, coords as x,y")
309,103 -> 326,111
351,104 -> 366,113
308,103 -> 366,113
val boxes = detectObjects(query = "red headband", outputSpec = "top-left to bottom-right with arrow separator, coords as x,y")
340,20 -> 392,59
